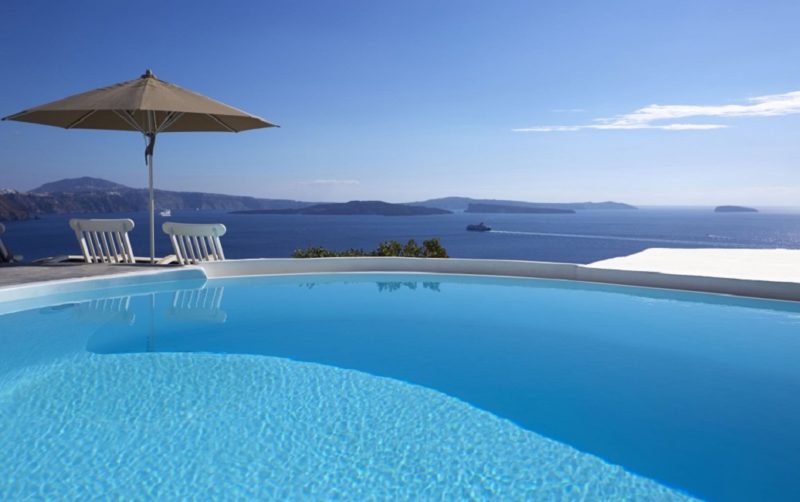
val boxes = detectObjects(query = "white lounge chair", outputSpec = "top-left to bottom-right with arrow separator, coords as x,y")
69,218 -> 136,264
0,223 -> 22,263
162,222 -> 226,265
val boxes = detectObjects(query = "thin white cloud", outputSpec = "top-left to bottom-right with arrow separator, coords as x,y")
515,90 -> 800,132
303,179 -> 360,186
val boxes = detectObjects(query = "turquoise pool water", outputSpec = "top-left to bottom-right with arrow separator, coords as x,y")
2,273 -> 799,500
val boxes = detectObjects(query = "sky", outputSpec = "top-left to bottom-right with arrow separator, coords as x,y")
1,0 -> 799,206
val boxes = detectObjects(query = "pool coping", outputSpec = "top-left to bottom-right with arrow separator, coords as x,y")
199,257 -> 800,302
1,257 -> 799,304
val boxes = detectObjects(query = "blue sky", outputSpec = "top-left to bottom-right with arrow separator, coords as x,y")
1,1 -> 799,205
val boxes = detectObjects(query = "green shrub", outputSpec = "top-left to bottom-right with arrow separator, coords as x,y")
291,246 -> 333,258
402,239 -> 421,257
337,248 -> 369,257
374,240 -> 403,257
422,238 -> 448,258
292,238 -> 448,259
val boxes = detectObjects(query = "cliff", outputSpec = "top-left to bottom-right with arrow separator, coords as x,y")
0,177 -> 314,221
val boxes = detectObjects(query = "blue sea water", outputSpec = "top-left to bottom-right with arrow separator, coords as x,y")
3,207 -> 800,263
2,274 -> 800,500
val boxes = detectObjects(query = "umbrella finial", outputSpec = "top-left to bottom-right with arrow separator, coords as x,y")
141,69 -> 155,79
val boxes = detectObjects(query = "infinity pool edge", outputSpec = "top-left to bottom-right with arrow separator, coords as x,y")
1,257 -> 798,311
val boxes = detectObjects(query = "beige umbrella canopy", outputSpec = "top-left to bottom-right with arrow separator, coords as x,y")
2,69 -> 278,261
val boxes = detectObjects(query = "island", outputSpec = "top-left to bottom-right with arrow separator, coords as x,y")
231,201 -> 452,216
714,205 -> 758,213
465,203 -> 575,214
409,197 -> 636,212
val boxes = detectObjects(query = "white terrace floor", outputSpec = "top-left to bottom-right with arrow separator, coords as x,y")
589,248 -> 800,283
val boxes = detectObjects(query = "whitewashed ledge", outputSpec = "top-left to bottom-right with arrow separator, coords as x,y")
199,254 -> 800,302
1,250 -> 799,306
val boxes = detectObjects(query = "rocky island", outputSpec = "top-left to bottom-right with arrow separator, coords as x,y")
232,201 -> 451,216
714,205 -> 758,213
409,197 -> 636,212
465,203 -> 575,214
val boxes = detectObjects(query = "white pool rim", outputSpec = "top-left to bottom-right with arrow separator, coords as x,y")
1,257 -> 798,312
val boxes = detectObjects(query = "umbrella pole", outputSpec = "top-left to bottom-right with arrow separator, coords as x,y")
145,132 -> 156,264
148,153 -> 154,263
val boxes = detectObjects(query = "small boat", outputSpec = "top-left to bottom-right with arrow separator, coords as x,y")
159,209 -> 172,217
466,222 -> 491,232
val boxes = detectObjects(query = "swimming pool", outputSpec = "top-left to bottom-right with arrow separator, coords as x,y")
1,272 -> 799,500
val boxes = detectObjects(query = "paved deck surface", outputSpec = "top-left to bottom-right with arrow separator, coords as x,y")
589,248 -> 800,283
0,264 -> 160,288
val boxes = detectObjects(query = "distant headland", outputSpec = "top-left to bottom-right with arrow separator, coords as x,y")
714,205 -> 758,213
0,177 -> 312,221
465,203 -> 575,214
232,201 -> 451,216
0,176 -> 637,221
409,197 -> 636,212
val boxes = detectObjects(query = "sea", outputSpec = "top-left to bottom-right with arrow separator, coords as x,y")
3,208 -> 800,264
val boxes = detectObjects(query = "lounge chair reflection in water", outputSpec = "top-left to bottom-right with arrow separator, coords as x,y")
168,287 -> 227,323
86,286 -> 227,355
71,296 -> 137,325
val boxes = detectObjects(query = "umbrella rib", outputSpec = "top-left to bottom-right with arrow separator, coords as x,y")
66,110 -> 97,129
155,111 -> 173,132
113,110 -> 145,132
157,111 -> 184,133
207,114 -> 237,132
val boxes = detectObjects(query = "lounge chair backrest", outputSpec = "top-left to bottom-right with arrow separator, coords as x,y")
162,222 -> 226,265
69,218 -> 136,264
0,223 -> 9,263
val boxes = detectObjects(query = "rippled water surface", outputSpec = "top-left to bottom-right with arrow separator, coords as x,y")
2,273 -> 800,500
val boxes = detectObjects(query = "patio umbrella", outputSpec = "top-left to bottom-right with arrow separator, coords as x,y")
2,69 -> 278,262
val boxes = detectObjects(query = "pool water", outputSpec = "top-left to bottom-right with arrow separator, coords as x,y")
2,273 -> 800,500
